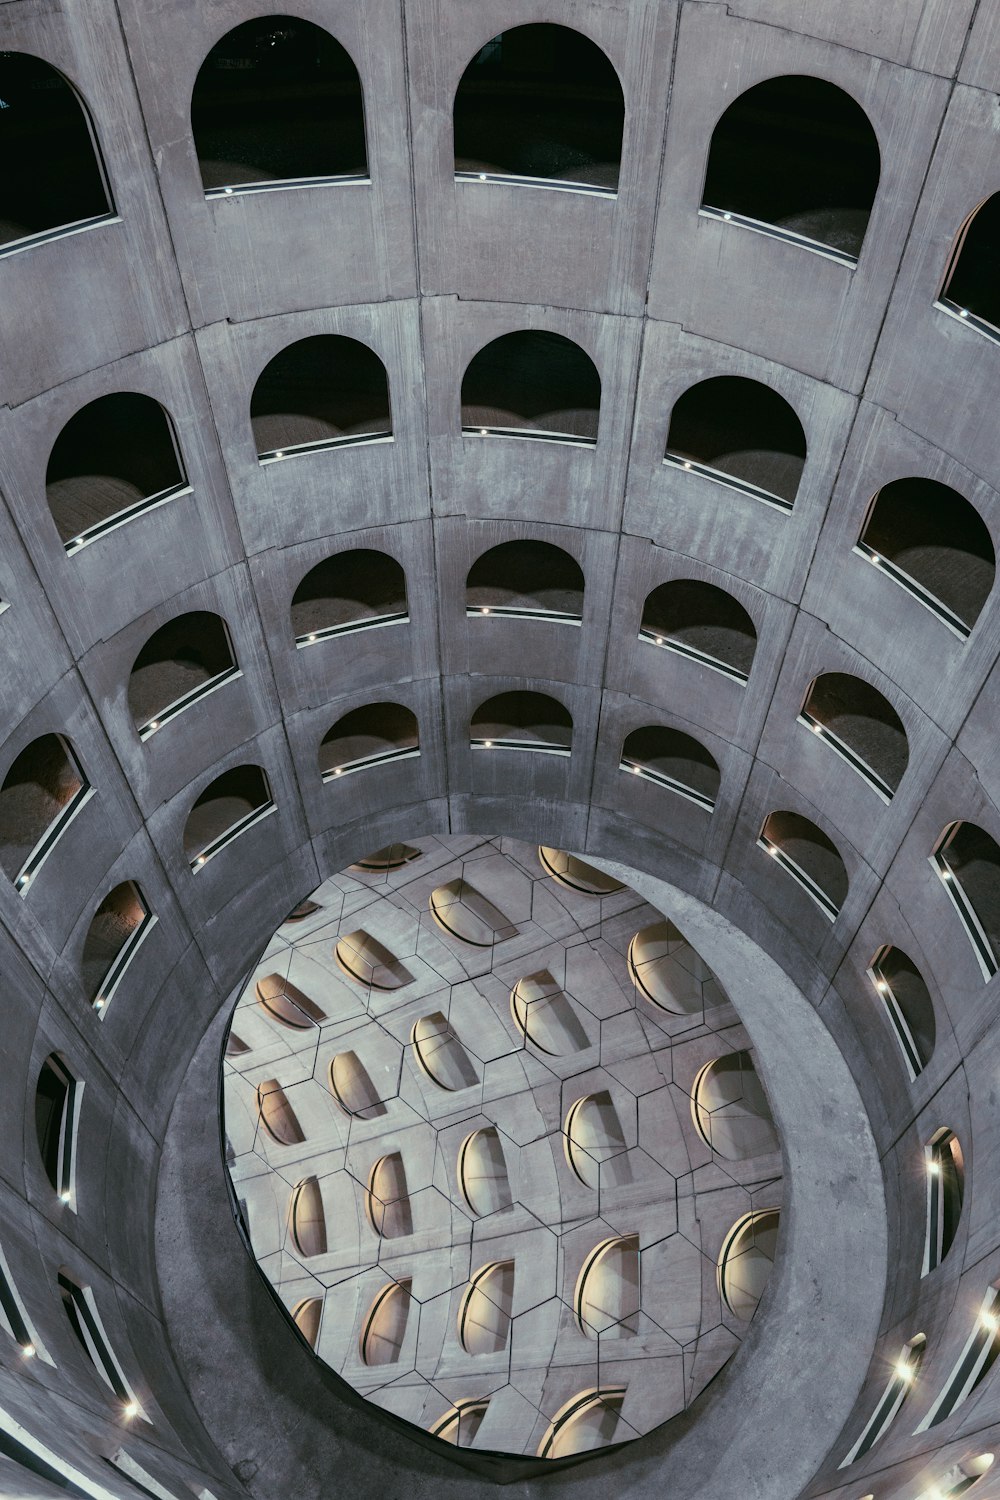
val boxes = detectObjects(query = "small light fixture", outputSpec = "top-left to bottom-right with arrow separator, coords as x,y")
149,721 -> 158,731
334,767 -> 342,776
723,212 -> 731,221
484,740 -> 493,748
21,1342 -> 35,1359
480,428 -> 488,436
275,450 -> 284,459
122,1400 -> 139,1420
769,845 -> 779,858
927,1160 -> 941,1176
895,1360 -> 914,1383
224,187 -> 233,195
632,764 -> 641,775
59,1191 -> 71,1204
875,979 -> 887,993
196,855 -> 206,867
960,308 -> 969,318
941,868 -> 953,880
981,1311 -> 999,1333
655,636 -> 663,646
308,633 -> 317,643
871,553 -> 882,565
812,722 -> 823,735
479,173 -> 487,181
482,607 -> 490,615
94,998 -> 105,1012
683,461 -> 692,470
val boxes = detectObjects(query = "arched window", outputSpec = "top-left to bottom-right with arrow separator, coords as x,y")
664,377 -> 806,511
328,1052 -> 388,1119
453,24 -> 623,194
0,54 -> 113,253
289,1176 -> 327,1258
856,478 -> 995,638
291,1296 -> 322,1350
620,726 -> 720,811
800,672 -> 909,801
335,929 -> 412,990
319,703 -> 419,779
81,880 -> 154,1013
0,734 -> 91,893
868,945 -> 936,1081
701,75 -> 880,264
537,847 -> 622,894
291,550 -> 407,646
938,192 -> 1000,341
640,580 -> 757,683
128,612 -> 238,739
692,1052 -> 779,1160
916,1286 -> 1000,1432
359,1279 -> 411,1366
575,1235 -> 640,1339
924,1128 -> 965,1276
458,1128 -> 512,1217
839,1334 -> 926,1467
563,1092 -> 630,1189
0,1241 -> 46,1360
35,1056 -> 81,1206
350,843 -> 420,873
410,1012 -> 478,1092
466,540 -> 584,624
256,1080 -> 305,1146
366,1153 -> 412,1239
923,1454 -> 995,1496
932,821 -> 1000,979
58,1273 -> 144,1419
250,336 -> 391,462
46,394 -> 187,553
191,17 -> 367,195
461,332 -> 600,445
759,811 -> 849,922
256,973 -> 327,1029
183,765 -> 274,870
458,1260 -> 514,1355
628,920 -> 728,1015
510,970 -> 589,1054
429,878 -> 517,946
718,1209 -> 780,1320
431,1400 -> 490,1447
470,691 -> 572,755
537,1388 -> 626,1459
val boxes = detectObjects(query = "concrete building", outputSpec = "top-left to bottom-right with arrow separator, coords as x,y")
0,3 -> 997,1497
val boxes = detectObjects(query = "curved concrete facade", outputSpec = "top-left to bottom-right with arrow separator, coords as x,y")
0,3 -> 998,1498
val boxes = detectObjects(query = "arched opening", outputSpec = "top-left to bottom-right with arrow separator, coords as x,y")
328,1052 -> 388,1120
470,691 -> 572,755
429,878 -> 517,946
538,1388 -> 626,1459
856,478 -> 995,638
35,1056 -> 80,1205
939,192 -> 1000,340
58,1273 -> 143,1417
932,821 -> 1000,979
291,550 -> 407,646
431,1400 -> 490,1448
619,725 -> 720,811
868,945 -> 936,1081
509,970 -> 590,1054
127,612 -> 238,739
718,1209 -> 780,1320
0,53 -> 113,253
81,880 -> 153,1013
289,1177 -> 327,1258
640,580 -> 757,683
453,24 -> 623,193
538,848 -> 622,895
335,930 -> 412,991
701,74 -> 880,263
191,16 -> 367,195
692,1052 -> 779,1160
461,332 -> 600,445
319,703 -> 419,779
359,1279 -> 411,1366
664,377 -> 806,511
250,336 -> 391,462
628,920 -> 728,1015
183,765 -> 274,869
759,811 -> 849,921
563,1092 -> 631,1189
800,672 -> 909,800
575,1235 -> 640,1339
931,1454 -> 995,1496
410,1012 -> 479,1092
924,1128 -> 964,1275
256,1081 -> 306,1147
466,540 -> 584,624
0,734 -> 91,893
458,1260 -> 514,1355
457,1128 -> 512,1217
256,973 -> 327,1029
366,1153 -> 412,1239
291,1297 -> 322,1350
46,394 -> 187,552
838,1334 -> 926,1467
917,1287 -> 1000,1432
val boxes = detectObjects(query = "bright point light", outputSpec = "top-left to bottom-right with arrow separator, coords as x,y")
59,1191 -> 70,1204
981,1312 -> 999,1332
927,1160 -> 941,1176
123,1400 -> 139,1419
21,1343 -> 35,1359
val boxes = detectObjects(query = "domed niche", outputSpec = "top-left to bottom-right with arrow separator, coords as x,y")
222,835 -> 784,1459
